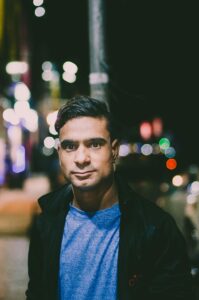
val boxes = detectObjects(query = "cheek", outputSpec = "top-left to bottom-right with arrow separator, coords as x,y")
59,155 -> 72,169
95,152 -> 113,169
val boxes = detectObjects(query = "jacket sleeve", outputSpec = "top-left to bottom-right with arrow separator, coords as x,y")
25,214 -> 43,300
147,213 -> 195,300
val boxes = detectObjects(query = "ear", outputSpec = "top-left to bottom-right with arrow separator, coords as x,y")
57,146 -> 63,168
111,139 -> 119,161
56,141 -> 61,162
56,140 -> 61,153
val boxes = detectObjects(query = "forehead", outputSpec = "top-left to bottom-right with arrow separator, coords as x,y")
59,116 -> 110,140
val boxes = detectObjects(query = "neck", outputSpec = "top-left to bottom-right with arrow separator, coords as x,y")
72,178 -> 119,212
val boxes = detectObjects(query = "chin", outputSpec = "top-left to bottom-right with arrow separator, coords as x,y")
75,185 -> 96,191
72,179 -> 100,191
72,183 -> 97,192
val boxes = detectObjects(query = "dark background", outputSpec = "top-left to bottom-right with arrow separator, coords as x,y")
2,0 -> 198,170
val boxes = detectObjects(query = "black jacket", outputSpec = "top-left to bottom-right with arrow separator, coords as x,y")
26,176 -> 194,300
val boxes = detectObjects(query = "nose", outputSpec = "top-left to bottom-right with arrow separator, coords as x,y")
74,146 -> 90,166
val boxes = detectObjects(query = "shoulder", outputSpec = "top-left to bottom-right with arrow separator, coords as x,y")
116,173 -> 170,225
134,191 -> 172,223
124,187 -> 189,266
128,188 -> 186,244
132,186 -> 178,225
38,183 -> 73,214
117,175 -> 182,239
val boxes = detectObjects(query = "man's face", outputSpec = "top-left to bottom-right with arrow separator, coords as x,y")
57,116 -> 118,191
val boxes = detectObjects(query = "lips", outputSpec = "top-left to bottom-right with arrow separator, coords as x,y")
72,170 -> 94,175
72,170 -> 95,177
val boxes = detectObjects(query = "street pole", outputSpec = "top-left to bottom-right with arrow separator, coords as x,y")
88,0 -> 109,107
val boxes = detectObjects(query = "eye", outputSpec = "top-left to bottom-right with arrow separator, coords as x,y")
65,144 -> 76,151
90,142 -> 101,149
61,141 -> 77,152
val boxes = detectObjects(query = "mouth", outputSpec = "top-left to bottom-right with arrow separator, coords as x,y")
72,171 -> 95,177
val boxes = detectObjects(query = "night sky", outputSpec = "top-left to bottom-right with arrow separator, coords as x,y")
7,1 -> 199,170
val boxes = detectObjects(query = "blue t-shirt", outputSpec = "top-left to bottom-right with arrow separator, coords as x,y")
59,202 -> 121,300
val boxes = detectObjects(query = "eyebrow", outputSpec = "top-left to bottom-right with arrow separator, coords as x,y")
60,138 -> 108,148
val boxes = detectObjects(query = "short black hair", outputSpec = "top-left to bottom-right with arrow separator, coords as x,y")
55,95 -> 117,140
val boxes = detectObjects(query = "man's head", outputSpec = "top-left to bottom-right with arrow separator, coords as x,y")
55,95 -> 117,141
55,95 -> 119,192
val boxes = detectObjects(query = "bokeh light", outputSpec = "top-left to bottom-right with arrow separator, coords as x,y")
166,158 -> 177,170
159,137 -> 170,151
139,122 -> 152,140
172,175 -> 183,187
35,6 -> 45,17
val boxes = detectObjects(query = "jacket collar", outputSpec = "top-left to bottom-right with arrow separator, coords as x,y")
39,171 -> 137,215
38,183 -> 73,215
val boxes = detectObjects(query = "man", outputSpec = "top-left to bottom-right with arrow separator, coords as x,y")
26,95 -> 194,300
